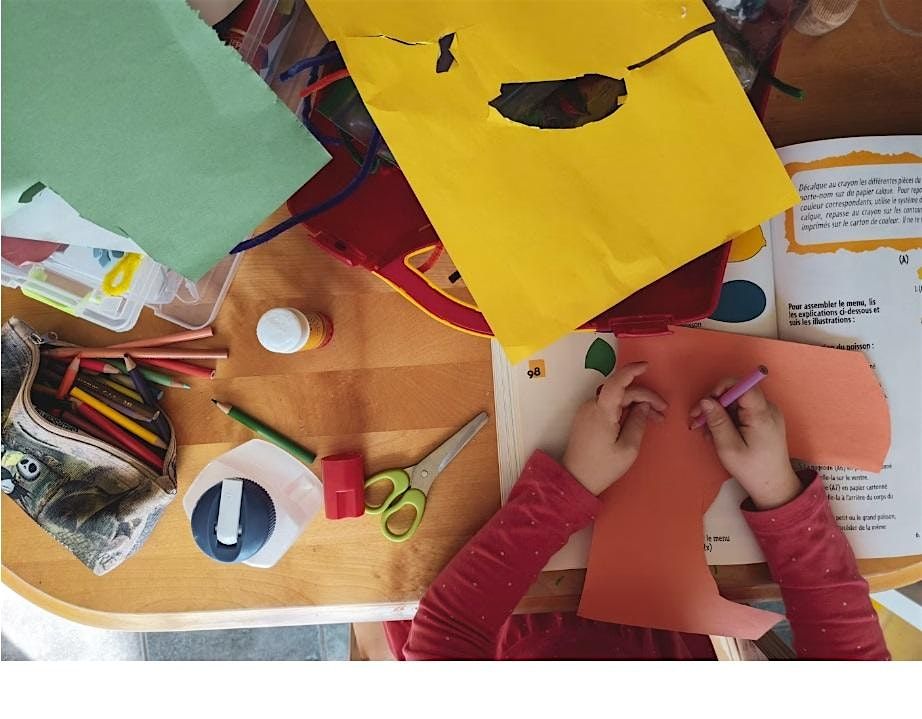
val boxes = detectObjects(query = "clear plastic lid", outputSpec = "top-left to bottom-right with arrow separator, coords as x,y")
150,254 -> 243,330
1,239 -> 243,332
0,244 -> 161,332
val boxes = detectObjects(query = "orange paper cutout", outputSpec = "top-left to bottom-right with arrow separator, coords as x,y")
578,326 -> 890,639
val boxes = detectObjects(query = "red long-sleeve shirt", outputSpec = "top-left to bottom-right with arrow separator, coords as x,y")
386,451 -> 888,660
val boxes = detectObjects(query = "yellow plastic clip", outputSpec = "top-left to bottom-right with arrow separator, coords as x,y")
101,252 -> 142,297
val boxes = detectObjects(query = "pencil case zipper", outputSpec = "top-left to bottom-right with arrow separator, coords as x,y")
18,323 -> 177,490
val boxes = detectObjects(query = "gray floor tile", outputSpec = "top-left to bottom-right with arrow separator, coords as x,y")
1,637 -> 30,661
143,625 -> 325,661
750,599 -> 794,648
1,585 -> 145,661
897,581 -> 921,605
320,624 -> 351,660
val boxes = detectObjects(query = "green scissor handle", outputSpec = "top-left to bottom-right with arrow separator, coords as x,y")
364,468 -> 410,515
380,488 -> 426,543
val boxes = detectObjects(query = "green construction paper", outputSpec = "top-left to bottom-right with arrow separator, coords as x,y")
1,0 -> 329,279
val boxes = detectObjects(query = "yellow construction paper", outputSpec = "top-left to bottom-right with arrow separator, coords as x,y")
308,1 -> 800,362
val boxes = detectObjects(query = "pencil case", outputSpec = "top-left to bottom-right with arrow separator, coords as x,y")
1,316 -> 177,575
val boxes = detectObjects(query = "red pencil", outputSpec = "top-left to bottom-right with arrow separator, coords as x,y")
45,346 -> 228,360
104,326 -> 214,349
56,356 -> 81,400
77,358 -> 121,374
60,410 -> 116,444
137,357 -> 216,380
72,400 -> 164,471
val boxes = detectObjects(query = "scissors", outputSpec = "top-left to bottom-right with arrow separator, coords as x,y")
364,411 -> 488,542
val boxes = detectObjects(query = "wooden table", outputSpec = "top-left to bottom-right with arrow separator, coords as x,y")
3,0 -> 921,630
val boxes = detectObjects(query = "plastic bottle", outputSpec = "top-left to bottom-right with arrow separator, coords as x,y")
256,307 -> 333,353
795,0 -> 861,36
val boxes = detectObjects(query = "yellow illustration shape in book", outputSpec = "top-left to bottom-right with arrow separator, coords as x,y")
728,225 -> 767,262
308,0 -> 800,362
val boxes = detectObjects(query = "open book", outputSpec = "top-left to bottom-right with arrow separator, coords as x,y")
493,135 -> 922,570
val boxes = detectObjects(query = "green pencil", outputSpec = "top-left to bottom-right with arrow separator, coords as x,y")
211,400 -> 316,464
105,359 -> 190,389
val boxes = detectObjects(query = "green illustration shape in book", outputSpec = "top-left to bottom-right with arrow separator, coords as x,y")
585,338 -> 616,376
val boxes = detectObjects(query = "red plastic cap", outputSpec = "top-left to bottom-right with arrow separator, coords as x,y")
321,452 -> 365,519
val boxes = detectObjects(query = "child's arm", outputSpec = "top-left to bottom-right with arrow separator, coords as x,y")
692,381 -> 889,660
403,363 -> 665,660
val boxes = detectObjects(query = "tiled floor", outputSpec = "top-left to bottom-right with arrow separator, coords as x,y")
0,585 -> 350,661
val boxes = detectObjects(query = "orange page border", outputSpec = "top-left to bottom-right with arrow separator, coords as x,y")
784,150 -> 922,255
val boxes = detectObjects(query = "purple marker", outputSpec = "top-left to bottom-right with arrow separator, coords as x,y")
690,365 -> 768,430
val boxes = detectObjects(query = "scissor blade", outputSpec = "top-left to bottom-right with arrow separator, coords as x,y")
411,412 -> 488,493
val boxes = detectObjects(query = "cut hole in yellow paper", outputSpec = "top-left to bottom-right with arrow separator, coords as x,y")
489,75 -> 627,130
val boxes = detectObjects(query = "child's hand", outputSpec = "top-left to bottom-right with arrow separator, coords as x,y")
563,362 -> 666,495
690,379 -> 802,510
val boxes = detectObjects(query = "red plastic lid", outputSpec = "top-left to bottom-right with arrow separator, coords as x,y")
321,452 -> 365,519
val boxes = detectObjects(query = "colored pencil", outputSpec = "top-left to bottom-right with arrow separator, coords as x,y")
55,356 -> 81,400
39,366 -> 148,400
138,357 -> 215,380
105,360 -> 190,389
76,358 -> 121,374
690,365 -> 769,430
70,387 -> 166,448
60,409 -> 116,444
72,400 -> 164,471
32,383 -> 59,399
30,384 -> 73,412
74,376 -> 159,422
45,346 -> 228,360
99,377 -> 144,402
212,400 -> 316,464
104,326 -> 214,349
124,356 -> 172,440
105,372 -> 165,398
38,367 -> 64,387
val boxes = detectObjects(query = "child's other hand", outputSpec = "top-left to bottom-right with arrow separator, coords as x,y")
690,379 -> 802,510
563,362 -> 666,496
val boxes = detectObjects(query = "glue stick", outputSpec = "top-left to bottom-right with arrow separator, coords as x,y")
256,308 -> 333,354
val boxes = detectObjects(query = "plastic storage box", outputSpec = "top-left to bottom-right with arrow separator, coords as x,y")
0,244 -> 241,333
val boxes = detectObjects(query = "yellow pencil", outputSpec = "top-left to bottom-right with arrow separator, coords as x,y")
69,387 -> 166,448
101,378 -> 144,403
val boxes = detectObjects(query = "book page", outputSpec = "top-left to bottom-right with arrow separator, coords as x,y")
495,325 -> 775,569
693,221 -> 779,338
770,136 -> 922,559
493,333 -> 614,570
495,226 -> 790,569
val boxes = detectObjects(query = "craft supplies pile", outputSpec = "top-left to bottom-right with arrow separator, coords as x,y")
10,0 -> 917,643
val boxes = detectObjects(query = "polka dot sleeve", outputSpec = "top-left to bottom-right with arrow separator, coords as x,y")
743,471 -> 889,660
402,450 -> 600,660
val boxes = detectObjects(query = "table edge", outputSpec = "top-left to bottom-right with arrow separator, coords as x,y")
1,566 -> 420,631
6,557 -> 920,631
